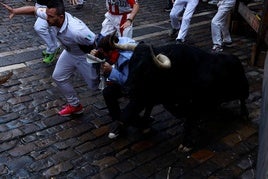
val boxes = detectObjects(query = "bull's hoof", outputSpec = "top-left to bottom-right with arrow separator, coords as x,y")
141,126 -> 151,134
132,116 -> 154,133
178,144 -> 192,153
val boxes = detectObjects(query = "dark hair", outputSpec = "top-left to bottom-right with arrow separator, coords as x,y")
97,31 -> 119,52
47,0 -> 65,15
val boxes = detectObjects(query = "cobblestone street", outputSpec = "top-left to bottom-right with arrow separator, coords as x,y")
0,0 -> 262,178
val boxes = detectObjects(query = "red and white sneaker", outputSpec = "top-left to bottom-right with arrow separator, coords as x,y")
58,104 -> 84,116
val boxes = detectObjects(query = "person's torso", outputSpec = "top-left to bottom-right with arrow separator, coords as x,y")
57,13 -> 96,55
106,0 -> 137,14
108,37 -> 135,84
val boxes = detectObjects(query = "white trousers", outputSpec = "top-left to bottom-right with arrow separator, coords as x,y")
77,0 -> 83,5
34,3 -> 59,54
211,0 -> 236,45
101,12 -> 133,38
170,0 -> 199,41
52,50 -> 99,106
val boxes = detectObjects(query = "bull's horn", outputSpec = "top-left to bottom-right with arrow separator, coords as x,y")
149,45 -> 171,69
108,31 -> 137,51
86,53 -> 105,63
0,71 -> 13,84
114,43 -> 137,51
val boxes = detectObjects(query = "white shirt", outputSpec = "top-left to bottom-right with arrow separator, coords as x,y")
36,8 -> 96,55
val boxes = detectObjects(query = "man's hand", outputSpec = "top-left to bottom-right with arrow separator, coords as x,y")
101,62 -> 112,75
121,20 -> 132,29
90,49 -> 99,56
69,0 -> 78,5
0,2 -> 15,19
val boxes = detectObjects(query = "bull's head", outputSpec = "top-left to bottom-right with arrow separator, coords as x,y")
108,31 -> 171,69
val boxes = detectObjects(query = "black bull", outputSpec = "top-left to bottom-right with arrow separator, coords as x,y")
119,43 -> 249,147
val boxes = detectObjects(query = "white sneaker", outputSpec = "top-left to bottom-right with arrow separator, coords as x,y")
108,122 -> 121,139
108,132 -> 119,139
211,44 -> 223,53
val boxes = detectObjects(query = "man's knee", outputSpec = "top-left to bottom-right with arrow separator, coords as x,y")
34,23 -> 47,34
102,86 -> 115,99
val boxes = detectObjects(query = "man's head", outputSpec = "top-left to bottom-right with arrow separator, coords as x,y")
46,0 -> 65,27
96,32 -> 120,64
97,31 -> 119,53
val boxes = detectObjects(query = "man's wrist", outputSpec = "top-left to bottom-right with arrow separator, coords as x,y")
127,18 -> 133,23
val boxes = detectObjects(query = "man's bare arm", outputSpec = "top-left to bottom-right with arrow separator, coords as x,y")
1,2 -> 36,19
128,3 -> 139,22
121,3 -> 139,29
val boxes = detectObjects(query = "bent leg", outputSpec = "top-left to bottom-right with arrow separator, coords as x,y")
102,84 -> 123,121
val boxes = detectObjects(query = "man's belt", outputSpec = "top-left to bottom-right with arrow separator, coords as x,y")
108,11 -> 131,15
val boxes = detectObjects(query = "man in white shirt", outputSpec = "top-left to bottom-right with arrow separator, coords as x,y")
35,0 -> 60,63
101,0 -> 139,38
1,0 -> 99,116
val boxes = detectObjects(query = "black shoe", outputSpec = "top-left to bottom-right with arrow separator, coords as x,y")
168,28 -> 179,37
222,41 -> 233,47
176,39 -> 184,44
75,4 -> 83,10
164,7 -> 172,12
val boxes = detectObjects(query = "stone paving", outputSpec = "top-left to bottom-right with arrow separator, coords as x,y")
0,0 -> 263,178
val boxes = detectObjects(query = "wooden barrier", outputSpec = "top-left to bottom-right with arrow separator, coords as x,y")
238,2 -> 260,32
235,0 -> 268,66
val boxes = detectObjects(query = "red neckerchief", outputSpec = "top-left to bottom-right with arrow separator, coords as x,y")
107,50 -> 120,64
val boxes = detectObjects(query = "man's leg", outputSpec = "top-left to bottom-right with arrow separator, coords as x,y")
103,84 -> 124,139
176,0 -> 199,42
52,51 -> 83,116
34,17 -> 60,63
102,84 -> 122,121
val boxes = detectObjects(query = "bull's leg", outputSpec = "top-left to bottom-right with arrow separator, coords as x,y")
163,103 -> 190,118
240,99 -> 249,120
182,115 -> 195,145
120,100 -> 145,126
140,104 -> 155,133
143,104 -> 154,119
121,101 -> 154,133
179,102 -> 202,152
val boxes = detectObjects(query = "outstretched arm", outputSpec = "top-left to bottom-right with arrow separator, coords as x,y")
1,2 -> 36,19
